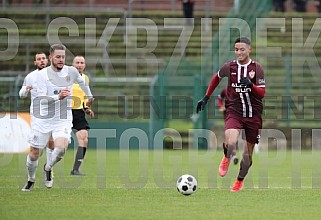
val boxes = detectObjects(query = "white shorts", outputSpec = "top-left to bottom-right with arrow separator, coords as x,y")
28,127 -> 71,149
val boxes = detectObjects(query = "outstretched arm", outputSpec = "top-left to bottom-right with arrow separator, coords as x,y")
196,73 -> 221,113
72,68 -> 94,106
205,73 -> 220,97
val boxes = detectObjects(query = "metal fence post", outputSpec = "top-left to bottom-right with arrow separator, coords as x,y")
45,0 -> 50,28
25,42 -> 30,73
193,74 -> 201,149
149,75 -> 158,149
285,53 -> 292,127
128,0 -> 133,18
14,74 -> 22,112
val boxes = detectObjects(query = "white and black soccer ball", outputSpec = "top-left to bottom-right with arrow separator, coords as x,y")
176,174 -> 198,195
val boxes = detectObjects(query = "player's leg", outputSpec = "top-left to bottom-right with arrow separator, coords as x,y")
71,109 -> 90,175
22,147 -> 41,191
47,137 -> 68,167
22,130 -> 49,191
219,128 -> 239,177
45,136 -> 55,178
71,129 -> 88,176
46,136 -> 54,166
238,141 -> 255,180
46,127 -> 71,170
44,127 -> 71,188
231,141 -> 255,192
222,112 -> 238,165
230,140 -> 239,165
231,116 -> 261,192
219,113 -> 241,176
225,129 -> 239,158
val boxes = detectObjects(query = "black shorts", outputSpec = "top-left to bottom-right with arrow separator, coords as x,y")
72,109 -> 90,132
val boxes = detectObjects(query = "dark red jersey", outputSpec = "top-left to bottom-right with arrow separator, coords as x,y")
217,59 -> 265,117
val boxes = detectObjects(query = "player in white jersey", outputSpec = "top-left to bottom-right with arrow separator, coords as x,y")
21,44 -> 94,191
19,52 -> 48,118
20,52 -> 54,191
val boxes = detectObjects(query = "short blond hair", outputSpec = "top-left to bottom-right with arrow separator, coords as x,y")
49,44 -> 66,55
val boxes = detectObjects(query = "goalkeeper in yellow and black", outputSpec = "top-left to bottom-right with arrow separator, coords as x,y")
70,55 -> 94,176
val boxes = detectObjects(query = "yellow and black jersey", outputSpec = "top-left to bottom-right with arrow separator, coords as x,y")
72,73 -> 90,110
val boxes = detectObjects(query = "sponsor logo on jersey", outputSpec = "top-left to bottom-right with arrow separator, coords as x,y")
259,79 -> 265,84
235,87 -> 252,93
231,83 -> 252,93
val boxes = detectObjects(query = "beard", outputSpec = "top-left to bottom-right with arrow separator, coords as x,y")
37,63 -> 47,70
52,62 -> 64,71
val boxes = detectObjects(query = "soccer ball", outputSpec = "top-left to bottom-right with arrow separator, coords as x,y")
176,174 -> 198,195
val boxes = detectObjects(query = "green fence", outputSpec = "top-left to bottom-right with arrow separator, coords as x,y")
207,0 -> 272,72
149,58 -> 209,149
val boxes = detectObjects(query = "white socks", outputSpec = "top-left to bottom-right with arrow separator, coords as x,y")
46,147 -> 53,166
45,147 -> 65,171
26,155 -> 38,182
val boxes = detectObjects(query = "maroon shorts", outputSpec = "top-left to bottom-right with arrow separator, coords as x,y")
225,111 -> 262,144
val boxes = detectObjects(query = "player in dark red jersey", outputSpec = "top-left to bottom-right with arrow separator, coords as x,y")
217,87 -> 227,117
196,37 -> 266,192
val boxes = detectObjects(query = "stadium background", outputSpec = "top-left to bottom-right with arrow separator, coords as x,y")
1,0 -> 321,151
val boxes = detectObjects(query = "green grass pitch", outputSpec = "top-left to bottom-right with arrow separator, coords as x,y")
1,149 -> 321,220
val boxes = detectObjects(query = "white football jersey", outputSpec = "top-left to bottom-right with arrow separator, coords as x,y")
32,65 -> 93,132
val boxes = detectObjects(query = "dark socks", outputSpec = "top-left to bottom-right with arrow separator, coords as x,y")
72,146 -> 87,171
223,143 -> 235,159
223,143 -> 228,157
237,156 -> 252,181
237,177 -> 244,182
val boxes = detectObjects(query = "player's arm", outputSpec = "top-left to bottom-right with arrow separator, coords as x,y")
72,67 -> 94,106
19,76 -> 32,99
217,94 -> 226,112
217,96 -> 223,108
19,79 -> 29,99
251,85 -> 265,99
206,73 -> 220,98
240,77 -> 265,99
240,63 -> 266,99
82,76 -> 95,118
252,64 -> 266,99
82,75 -> 90,109
196,73 -> 221,113
83,104 -> 95,118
